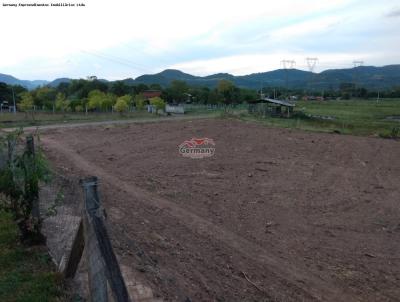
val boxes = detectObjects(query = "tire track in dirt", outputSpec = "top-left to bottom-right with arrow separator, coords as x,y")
42,136 -> 362,302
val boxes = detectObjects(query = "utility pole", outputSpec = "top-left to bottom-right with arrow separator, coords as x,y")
11,86 -> 16,114
281,59 -> 296,99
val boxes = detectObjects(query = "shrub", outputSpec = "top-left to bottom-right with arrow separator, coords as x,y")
149,97 -> 166,113
0,131 -> 51,243
114,97 -> 129,114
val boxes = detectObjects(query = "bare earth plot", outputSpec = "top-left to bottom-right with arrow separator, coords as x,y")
40,118 -> 400,302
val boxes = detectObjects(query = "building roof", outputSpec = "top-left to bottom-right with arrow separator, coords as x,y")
142,90 -> 162,99
260,97 -> 295,107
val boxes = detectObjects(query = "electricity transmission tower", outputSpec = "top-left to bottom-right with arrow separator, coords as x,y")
281,59 -> 296,70
353,60 -> 364,68
306,57 -> 318,95
306,57 -> 318,73
281,60 -> 296,98
352,60 -> 364,98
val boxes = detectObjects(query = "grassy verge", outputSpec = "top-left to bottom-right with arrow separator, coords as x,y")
0,110 -> 219,129
0,210 -> 65,302
238,99 -> 400,137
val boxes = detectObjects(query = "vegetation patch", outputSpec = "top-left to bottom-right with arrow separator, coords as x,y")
238,99 -> 400,137
0,210 -> 65,302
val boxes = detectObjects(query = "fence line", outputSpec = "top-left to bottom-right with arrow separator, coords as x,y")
62,176 -> 132,302
2,134 -> 133,300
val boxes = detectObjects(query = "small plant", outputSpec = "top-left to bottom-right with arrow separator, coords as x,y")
0,130 -> 51,243
46,191 -> 64,217
391,126 -> 400,138
379,127 -> 400,139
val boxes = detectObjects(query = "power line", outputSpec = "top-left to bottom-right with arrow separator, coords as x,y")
80,49 -> 152,74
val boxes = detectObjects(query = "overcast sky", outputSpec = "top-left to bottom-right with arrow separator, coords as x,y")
0,0 -> 399,80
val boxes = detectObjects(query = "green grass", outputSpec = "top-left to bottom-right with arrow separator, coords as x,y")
241,99 -> 400,137
0,110 -> 218,129
0,210 -> 65,302
2,100 -> 399,137
0,111 -> 155,128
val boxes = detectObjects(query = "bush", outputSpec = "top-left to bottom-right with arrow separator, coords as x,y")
114,97 -> 129,114
379,127 -> 400,139
149,97 -> 166,113
0,131 -> 51,243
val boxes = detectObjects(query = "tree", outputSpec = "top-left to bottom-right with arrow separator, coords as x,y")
0,83 -> 12,103
240,88 -> 258,103
149,97 -> 166,114
33,87 -> 56,109
87,90 -> 106,111
133,84 -> 149,94
134,94 -> 146,110
103,93 -> 117,111
55,93 -> 69,114
150,83 -> 162,90
114,96 -> 129,115
217,80 -> 239,104
208,90 -> 223,104
18,92 -> 34,119
168,80 -> 189,102
110,81 -> 131,96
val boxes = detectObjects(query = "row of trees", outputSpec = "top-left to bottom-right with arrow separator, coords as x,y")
0,79 -> 258,113
1,79 -> 400,114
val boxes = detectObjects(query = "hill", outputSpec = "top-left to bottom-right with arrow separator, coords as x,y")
1,65 -> 399,90
132,65 -> 400,90
0,73 -> 49,90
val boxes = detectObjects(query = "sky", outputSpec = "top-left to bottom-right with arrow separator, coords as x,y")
0,0 -> 399,80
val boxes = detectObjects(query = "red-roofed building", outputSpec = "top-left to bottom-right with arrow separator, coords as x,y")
142,90 -> 162,100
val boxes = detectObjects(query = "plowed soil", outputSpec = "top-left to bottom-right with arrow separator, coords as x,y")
41,118 -> 400,302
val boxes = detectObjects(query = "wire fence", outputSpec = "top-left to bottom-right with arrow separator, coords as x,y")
60,176 -> 132,302
0,134 -> 134,301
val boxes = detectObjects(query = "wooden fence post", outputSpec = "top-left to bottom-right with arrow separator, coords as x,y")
62,219 -> 85,279
81,176 -> 131,302
81,177 -> 109,302
26,135 -> 40,222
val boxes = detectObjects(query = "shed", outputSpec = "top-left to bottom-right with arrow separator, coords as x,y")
249,97 -> 295,118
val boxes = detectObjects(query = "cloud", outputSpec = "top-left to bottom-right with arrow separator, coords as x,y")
0,0 -> 399,80
168,52 -> 374,76
386,8 -> 400,17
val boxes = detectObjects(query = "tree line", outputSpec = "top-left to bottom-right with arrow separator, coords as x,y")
0,79 -> 399,114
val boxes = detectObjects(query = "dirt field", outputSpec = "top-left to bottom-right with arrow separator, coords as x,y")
40,118 -> 400,302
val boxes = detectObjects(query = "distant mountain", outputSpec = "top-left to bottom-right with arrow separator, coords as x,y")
132,65 -> 400,90
0,73 -> 49,89
48,78 -> 72,87
237,69 -> 312,89
1,65 -> 400,90
314,65 -> 400,90
135,69 -> 198,86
